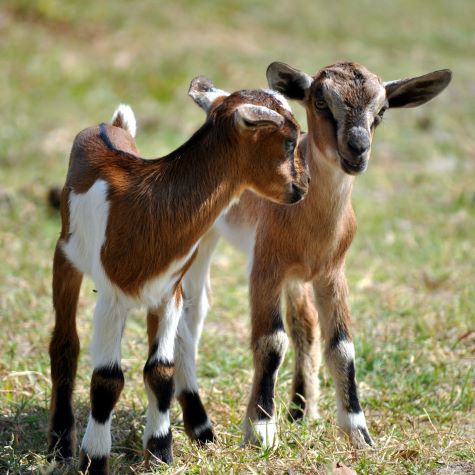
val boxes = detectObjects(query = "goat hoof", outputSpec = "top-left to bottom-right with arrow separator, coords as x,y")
244,419 -> 279,449
349,426 -> 374,448
194,426 -> 216,445
48,431 -> 76,461
79,450 -> 109,474
145,434 -> 173,465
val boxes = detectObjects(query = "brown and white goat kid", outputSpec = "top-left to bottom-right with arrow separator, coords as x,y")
48,77 -> 309,472
171,62 -> 452,449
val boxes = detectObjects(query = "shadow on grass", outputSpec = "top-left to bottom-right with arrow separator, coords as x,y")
0,402 -> 147,474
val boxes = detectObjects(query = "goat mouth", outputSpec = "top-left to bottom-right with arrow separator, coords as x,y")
288,184 -> 307,204
340,155 -> 368,175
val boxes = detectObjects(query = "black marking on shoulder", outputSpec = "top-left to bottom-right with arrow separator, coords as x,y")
347,360 -> 362,413
146,429 -> 173,465
99,123 -> 117,152
98,122 -> 138,160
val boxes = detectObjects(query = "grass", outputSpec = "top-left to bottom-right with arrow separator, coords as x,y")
0,0 -> 474,473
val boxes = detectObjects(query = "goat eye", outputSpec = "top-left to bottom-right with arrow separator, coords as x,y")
315,90 -> 327,110
373,107 -> 386,127
315,98 -> 327,110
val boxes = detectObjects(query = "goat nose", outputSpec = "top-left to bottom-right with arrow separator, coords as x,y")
347,127 -> 370,156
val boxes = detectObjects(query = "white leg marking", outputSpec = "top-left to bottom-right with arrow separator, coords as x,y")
174,316 -> 199,395
143,386 -> 170,447
81,415 -> 112,457
245,418 -> 278,449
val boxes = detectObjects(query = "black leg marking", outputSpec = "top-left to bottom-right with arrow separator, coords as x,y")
146,429 -> 173,465
289,378 -> 306,422
143,358 -> 175,412
358,426 -> 374,446
347,360 -> 362,414
178,390 -> 215,444
90,365 -> 124,424
79,450 -> 108,474
48,384 -> 76,458
256,349 -> 283,420
329,326 -> 350,351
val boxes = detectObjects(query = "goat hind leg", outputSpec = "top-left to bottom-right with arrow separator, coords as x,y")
48,243 -> 83,459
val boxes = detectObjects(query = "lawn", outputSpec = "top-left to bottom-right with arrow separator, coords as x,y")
0,1 -> 474,473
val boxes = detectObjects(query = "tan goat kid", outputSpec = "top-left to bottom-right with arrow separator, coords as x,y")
171,61 -> 452,449
48,78 -> 310,473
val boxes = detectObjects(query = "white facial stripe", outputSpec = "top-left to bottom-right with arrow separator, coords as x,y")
264,89 -> 292,112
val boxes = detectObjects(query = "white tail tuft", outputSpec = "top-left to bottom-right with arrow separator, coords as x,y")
111,104 -> 136,138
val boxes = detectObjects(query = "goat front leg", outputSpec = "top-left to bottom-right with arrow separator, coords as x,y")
79,294 -> 127,474
314,272 -> 373,448
174,230 -> 219,444
284,280 -> 321,421
244,261 -> 288,448
144,290 -> 183,465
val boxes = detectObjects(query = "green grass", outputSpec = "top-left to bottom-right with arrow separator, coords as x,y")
1,0 -> 474,473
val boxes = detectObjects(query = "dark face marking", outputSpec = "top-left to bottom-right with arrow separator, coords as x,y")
146,429 -> 173,465
311,62 -> 386,175
256,349 -> 283,419
90,365 -> 125,424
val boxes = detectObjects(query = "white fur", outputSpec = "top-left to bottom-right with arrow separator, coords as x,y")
336,406 -> 368,432
174,315 -> 199,395
111,104 -> 136,138
335,340 -> 355,362
140,243 -> 198,310
215,213 -> 256,258
81,416 -> 112,457
143,386 -> 170,446
149,297 -> 183,363
245,418 -> 278,449
90,294 -> 128,368
265,89 -> 292,112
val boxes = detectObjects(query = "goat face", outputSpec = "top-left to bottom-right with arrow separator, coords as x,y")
267,61 -> 452,176
189,78 -> 309,205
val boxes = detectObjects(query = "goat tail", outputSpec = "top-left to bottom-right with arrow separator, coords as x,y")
111,104 -> 136,138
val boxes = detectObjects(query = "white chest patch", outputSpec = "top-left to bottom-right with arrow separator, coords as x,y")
62,179 -> 199,309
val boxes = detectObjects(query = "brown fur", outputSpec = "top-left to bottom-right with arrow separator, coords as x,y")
48,84 -> 309,464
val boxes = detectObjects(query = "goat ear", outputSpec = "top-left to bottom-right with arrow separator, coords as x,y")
235,104 -> 284,129
188,76 -> 230,112
384,69 -> 452,108
266,62 -> 312,102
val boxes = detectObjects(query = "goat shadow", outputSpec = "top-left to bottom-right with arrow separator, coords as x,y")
0,402 -> 147,474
